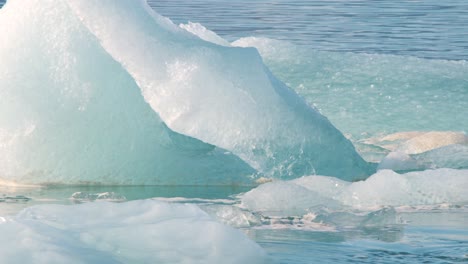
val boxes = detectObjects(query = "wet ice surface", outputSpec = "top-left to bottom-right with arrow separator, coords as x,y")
0,197 -> 268,264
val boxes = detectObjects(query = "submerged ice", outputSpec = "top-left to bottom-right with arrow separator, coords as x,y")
0,0 -> 371,185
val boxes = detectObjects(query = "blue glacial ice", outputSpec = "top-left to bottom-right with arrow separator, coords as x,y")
0,0 -> 371,185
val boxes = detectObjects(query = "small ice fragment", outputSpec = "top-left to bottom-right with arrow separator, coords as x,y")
70,192 -> 126,203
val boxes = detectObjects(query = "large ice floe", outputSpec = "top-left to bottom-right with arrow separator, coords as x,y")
0,199 -> 268,264
0,0 -> 371,185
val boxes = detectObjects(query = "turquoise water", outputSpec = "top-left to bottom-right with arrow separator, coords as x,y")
0,0 -> 467,263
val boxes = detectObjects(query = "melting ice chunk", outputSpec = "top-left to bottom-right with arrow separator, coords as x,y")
70,192 -> 126,203
0,200 -> 268,263
240,169 -> 468,215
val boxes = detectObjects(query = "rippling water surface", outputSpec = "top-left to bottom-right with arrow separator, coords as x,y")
150,0 -> 468,60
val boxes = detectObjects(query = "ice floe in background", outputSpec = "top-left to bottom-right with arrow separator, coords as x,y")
365,131 -> 468,154
362,131 -> 468,171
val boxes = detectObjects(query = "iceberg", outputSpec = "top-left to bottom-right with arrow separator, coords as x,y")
0,0 -> 257,185
0,0 -> 371,185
